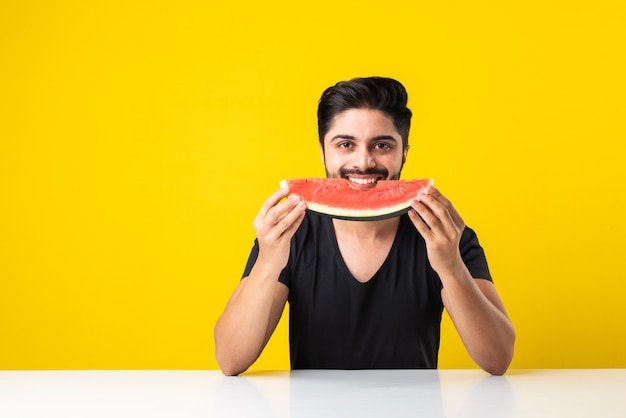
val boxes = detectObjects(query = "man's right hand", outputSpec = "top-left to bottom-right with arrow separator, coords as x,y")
252,186 -> 307,276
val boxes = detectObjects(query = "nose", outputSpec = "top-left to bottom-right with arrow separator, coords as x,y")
354,147 -> 376,169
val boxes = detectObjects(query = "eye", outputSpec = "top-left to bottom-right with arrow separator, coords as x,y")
338,142 -> 353,149
373,142 -> 392,151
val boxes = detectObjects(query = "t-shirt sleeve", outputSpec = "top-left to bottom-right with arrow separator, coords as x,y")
241,239 -> 259,279
241,239 -> 292,287
459,227 -> 493,282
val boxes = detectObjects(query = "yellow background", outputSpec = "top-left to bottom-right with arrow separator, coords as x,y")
1,1 -> 625,370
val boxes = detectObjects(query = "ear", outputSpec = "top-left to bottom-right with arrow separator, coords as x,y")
402,144 -> 410,165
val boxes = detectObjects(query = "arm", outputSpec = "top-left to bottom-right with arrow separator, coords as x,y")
214,187 -> 306,376
408,186 -> 515,375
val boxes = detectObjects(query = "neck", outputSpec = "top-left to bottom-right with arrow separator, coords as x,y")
332,216 -> 401,240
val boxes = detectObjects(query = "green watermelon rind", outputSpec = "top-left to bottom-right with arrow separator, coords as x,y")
306,203 -> 414,221
280,178 -> 434,221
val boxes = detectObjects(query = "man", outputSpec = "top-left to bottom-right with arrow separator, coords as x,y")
214,77 -> 515,376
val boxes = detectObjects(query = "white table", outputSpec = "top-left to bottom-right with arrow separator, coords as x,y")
0,369 -> 624,417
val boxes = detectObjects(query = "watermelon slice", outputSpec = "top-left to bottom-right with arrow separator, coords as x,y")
281,178 -> 434,221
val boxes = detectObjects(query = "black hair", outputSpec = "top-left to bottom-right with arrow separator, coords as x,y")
317,76 -> 412,150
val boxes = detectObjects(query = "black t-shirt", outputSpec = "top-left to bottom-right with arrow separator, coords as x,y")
242,212 -> 492,369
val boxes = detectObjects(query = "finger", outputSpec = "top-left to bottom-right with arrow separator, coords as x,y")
273,199 -> 306,231
408,207 -> 433,238
279,201 -> 307,237
267,195 -> 304,225
410,199 -> 442,233
259,187 -> 291,218
424,186 -> 465,229
426,186 -> 463,223
254,194 -> 299,236
416,189 -> 459,236
264,200 -> 306,242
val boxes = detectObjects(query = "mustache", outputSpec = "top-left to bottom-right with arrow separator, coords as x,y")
339,168 -> 389,178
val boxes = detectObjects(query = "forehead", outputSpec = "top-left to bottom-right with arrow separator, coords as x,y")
325,108 -> 399,139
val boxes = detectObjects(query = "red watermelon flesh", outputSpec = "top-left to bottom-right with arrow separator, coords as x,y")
281,178 -> 434,221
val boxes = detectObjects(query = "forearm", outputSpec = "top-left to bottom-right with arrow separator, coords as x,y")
214,264 -> 285,376
440,266 -> 515,375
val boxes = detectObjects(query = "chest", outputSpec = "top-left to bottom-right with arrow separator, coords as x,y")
335,234 -> 395,283
286,215 -> 443,324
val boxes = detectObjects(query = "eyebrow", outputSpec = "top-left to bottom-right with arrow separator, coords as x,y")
329,134 -> 399,143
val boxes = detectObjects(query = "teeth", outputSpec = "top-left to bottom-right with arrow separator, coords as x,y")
349,177 -> 377,185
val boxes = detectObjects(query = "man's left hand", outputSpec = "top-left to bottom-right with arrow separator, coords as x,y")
408,185 -> 466,275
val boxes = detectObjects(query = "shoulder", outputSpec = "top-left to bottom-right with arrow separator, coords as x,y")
294,211 -> 328,235
289,211 -> 333,251
460,226 -> 483,249
459,226 -> 493,282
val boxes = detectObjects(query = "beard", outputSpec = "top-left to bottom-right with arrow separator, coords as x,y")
325,167 -> 402,180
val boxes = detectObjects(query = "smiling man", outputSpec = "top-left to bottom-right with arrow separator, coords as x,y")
214,77 -> 515,376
